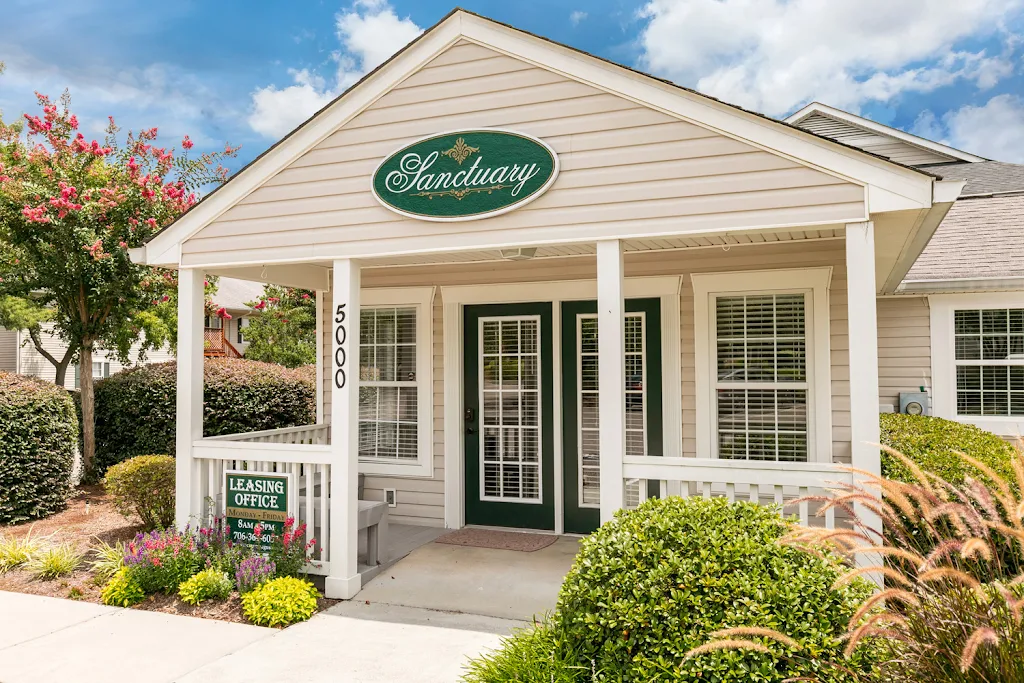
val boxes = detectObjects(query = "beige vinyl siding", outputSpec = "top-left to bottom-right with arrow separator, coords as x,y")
796,113 -> 957,167
325,239 -> 853,525
877,296 -> 931,408
0,328 -> 18,372
183,42 -> 864,266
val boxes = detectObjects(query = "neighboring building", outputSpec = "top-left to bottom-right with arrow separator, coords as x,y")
205,278 -> 265,358
132,10 -> 962,599
787,103 -> 1024,438
0,277 -> 266,382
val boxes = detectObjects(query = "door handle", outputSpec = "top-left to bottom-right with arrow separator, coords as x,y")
465,406 -> 476,435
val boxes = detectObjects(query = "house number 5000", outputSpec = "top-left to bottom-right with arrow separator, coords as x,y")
334,304 -> 347,389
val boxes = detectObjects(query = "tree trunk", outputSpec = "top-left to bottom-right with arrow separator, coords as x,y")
79,342 -> 95,477
26,327 -> 76,387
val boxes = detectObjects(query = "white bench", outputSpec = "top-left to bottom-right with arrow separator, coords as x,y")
358,499 -> 389,567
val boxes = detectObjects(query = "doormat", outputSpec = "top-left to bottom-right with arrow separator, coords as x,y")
435,528 -> 558,552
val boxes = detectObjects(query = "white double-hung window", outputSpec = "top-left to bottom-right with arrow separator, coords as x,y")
693,268 -> 833,463
357,287 -> 434,477
931,293 -> 1024,435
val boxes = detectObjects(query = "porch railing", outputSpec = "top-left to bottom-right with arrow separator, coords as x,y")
192,439 -> 332,575
622,457 -> 854,529
205,423 -> 329,445
204,327 -> 242,358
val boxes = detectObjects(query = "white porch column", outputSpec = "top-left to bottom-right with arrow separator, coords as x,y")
845,222 -> 883,547
175,268 -> 205,530
597,240 -> 626,523
325,258 -> 361,599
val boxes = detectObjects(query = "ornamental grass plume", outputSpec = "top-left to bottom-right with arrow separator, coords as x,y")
693,442 -> 1024,682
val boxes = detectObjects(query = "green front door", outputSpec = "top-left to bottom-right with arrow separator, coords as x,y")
464,303 -> 555,530
561,298 -> 663,534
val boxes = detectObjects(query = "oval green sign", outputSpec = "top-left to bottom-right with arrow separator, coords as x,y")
371,129 -> 559,221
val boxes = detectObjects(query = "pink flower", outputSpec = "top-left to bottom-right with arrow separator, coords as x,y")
216,306 -> 232,320
181,136 -> 194,150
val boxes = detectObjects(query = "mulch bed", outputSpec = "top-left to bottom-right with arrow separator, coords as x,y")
0,486 -> 338,626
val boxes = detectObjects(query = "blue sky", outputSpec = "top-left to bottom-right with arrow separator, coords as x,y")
3,0 -> 1024,171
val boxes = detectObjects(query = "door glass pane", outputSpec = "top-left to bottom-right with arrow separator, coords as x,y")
480,317 -> 541,501
577,312 -> 647,509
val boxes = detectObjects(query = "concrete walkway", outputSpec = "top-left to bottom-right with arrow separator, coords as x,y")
0,592 -> 515,683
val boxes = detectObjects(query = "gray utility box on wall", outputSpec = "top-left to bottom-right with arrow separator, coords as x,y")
899,391 -> 931,416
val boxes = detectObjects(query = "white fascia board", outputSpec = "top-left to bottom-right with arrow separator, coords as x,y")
142,14 -> 466,267
206,264 -> 331,291
899,277 -> 1024,294
148,10 -> 936,267
786,102 -> 987,164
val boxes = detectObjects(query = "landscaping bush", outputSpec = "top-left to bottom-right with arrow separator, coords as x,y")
242,576 -> 319,627
93,359 -> 316,474
124,528 -> 203,594
880,413 -> 1017,487
25,543 -> 84,580
0,531 -> 42,572
467,498 -> 878,683
0,372 -> 78,524
236,556 -> 276,594
178,568 -> 232,606
101,567 -> 145,607
104,455 -> 176,530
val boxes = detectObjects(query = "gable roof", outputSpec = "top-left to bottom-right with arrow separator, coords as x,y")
786,102 -> 986,165
917,160 -> 1024,197
904,193 -> 1024,284
136,8 -> 945,268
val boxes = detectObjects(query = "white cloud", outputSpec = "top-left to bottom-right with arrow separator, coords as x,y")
637,0 -> 1022,117
570,11 -> 588,26
247,0 -> 422,139
913,93 -> 1024,162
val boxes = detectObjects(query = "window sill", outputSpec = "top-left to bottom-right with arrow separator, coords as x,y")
952,416 -> 1024,438
358,458 -> 434,478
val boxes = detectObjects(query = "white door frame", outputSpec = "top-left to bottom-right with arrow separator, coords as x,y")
440,276 -> 681,533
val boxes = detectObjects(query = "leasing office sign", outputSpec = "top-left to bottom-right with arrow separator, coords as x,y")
371,129 -> 559,221
225,470 -> 292,554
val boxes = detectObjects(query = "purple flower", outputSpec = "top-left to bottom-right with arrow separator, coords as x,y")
235,556 -> 275,593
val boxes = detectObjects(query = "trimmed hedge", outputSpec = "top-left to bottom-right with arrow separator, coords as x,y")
94,359 -> 315,474
880,413 -> 1017,487
467,498 -> 879,682
0,372 -> 78,524
104,455 -> 176,530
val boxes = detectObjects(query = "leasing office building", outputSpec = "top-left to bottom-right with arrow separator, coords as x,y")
132,10 -> 962,598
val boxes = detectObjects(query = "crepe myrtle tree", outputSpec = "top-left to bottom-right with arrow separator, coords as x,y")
242,285 -> 317,368
0,91 -> 237,475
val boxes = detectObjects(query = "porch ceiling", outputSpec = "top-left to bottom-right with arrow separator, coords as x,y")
353,225 -> 844,269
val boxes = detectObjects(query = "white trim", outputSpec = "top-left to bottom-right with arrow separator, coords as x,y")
552,301 -> 563,534
441,275 -> 684,529
176,269 -> 205,531
930,292 -> 1024,436
692,267 -> 833,463
785,102 -> 987,164
370,128 -> 560,222
357,286 -> 434,477
901,277 -> 1024,294
140,10 -> 938,267
440,276 -> 680,306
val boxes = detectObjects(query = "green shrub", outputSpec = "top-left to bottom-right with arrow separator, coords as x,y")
241,576 -> 319,627
101,566 -> 145,607
463,623 -> 595,683
0,372 -> 78,524
124,528 -> 203,594
104,455 -> 175,530
469,498 -> 877,683
93,359 -> 316,473
25,543 -> 84,579
0,531 -> 42,572
178,568 -> 232,606
880,413 -> 1017,487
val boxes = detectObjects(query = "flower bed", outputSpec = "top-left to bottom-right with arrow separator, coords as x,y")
0,486 -> 335,626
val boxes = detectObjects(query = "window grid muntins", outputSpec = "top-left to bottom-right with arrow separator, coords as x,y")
954,309 -> 1024,416
358,307 -> 419,461
577,313 -> 646,508
480,317 -> 542,503
715,294 -> 809,462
